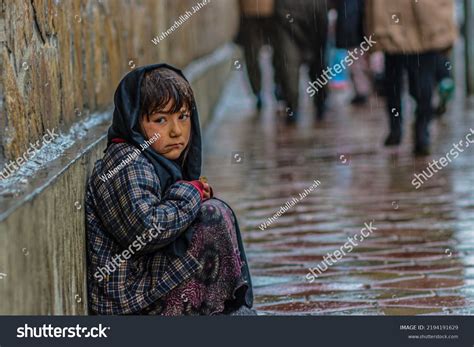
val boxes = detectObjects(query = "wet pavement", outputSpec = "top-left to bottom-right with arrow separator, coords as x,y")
202,58 -> 474,315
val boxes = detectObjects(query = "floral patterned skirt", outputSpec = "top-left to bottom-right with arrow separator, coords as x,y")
147,198 -> 252,315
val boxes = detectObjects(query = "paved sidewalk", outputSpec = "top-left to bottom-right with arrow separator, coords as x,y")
202,63 -> 474,315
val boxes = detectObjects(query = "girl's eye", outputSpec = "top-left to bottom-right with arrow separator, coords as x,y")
179,113 -> 190,121
154,117 -> 166,124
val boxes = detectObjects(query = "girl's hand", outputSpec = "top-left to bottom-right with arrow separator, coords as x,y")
202,182 -> 212,200
184,178 -> 213,201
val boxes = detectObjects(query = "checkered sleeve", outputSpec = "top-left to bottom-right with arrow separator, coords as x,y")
102,154 -> 202,255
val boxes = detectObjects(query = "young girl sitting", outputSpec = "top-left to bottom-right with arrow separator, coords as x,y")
85,64 -> 254,315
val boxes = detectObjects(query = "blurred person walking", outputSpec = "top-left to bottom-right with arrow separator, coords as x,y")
366,0 -> 457,155
335,0 -> 371,105
236,0 -> 280,110
274,0 -> 329,123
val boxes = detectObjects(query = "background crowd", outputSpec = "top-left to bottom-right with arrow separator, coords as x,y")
236,0 -> 459,155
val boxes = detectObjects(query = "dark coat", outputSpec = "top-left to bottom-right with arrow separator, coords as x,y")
86,144 -> 203,314
335,0 -> 365,49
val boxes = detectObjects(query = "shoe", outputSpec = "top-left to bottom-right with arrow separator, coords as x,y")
256,93 -> 263,111
350,94 -> 368,105
435,102 -> 447,117
413,121 -> 430,156
316,103 -> 326,121
286,111 -> 298,125
384,131 -> 401,146
314,97 -> 327,120
284,105 -> 297,124
414,144 -> 431,156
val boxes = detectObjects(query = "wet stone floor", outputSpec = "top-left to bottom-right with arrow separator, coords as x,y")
202,67 -> 474,315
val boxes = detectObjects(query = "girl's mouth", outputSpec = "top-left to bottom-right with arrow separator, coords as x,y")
166,143 -> 184,149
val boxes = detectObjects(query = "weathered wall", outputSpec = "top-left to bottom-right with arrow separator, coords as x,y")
0,0 -> 239,314
0,0 -> 239,161
0,129 -> 106,314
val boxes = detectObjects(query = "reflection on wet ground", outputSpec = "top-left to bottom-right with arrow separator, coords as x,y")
203,63 -> 474,315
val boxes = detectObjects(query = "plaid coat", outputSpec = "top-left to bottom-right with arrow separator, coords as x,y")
86,143 -> 203,315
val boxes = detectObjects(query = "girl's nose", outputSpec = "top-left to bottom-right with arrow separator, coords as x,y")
169,118 -> 182,137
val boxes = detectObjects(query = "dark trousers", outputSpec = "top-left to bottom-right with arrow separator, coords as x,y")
274,0 -> 328,117
385,52 -> 437,146
236,16 -> 281,97
435,52 -> 452,82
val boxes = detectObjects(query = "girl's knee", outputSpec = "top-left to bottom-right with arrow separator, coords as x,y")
201,198 -> 224,214
199,199 -> 233,223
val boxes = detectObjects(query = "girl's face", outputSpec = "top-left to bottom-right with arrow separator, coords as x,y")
140,100 -> 191,160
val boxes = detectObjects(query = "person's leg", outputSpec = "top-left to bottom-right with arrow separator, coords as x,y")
308,48 -> 328,120
406,52 -> 437,155
349,53 -> 371,104
158,199 -> 253,316
371,52 -> 386,96
274,16 -> 302,123
268,16 -> 285,102
307,8 -> 329,120
384,53 -> 404,146
239,17 -> 264,109
435,52 -> 451,82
